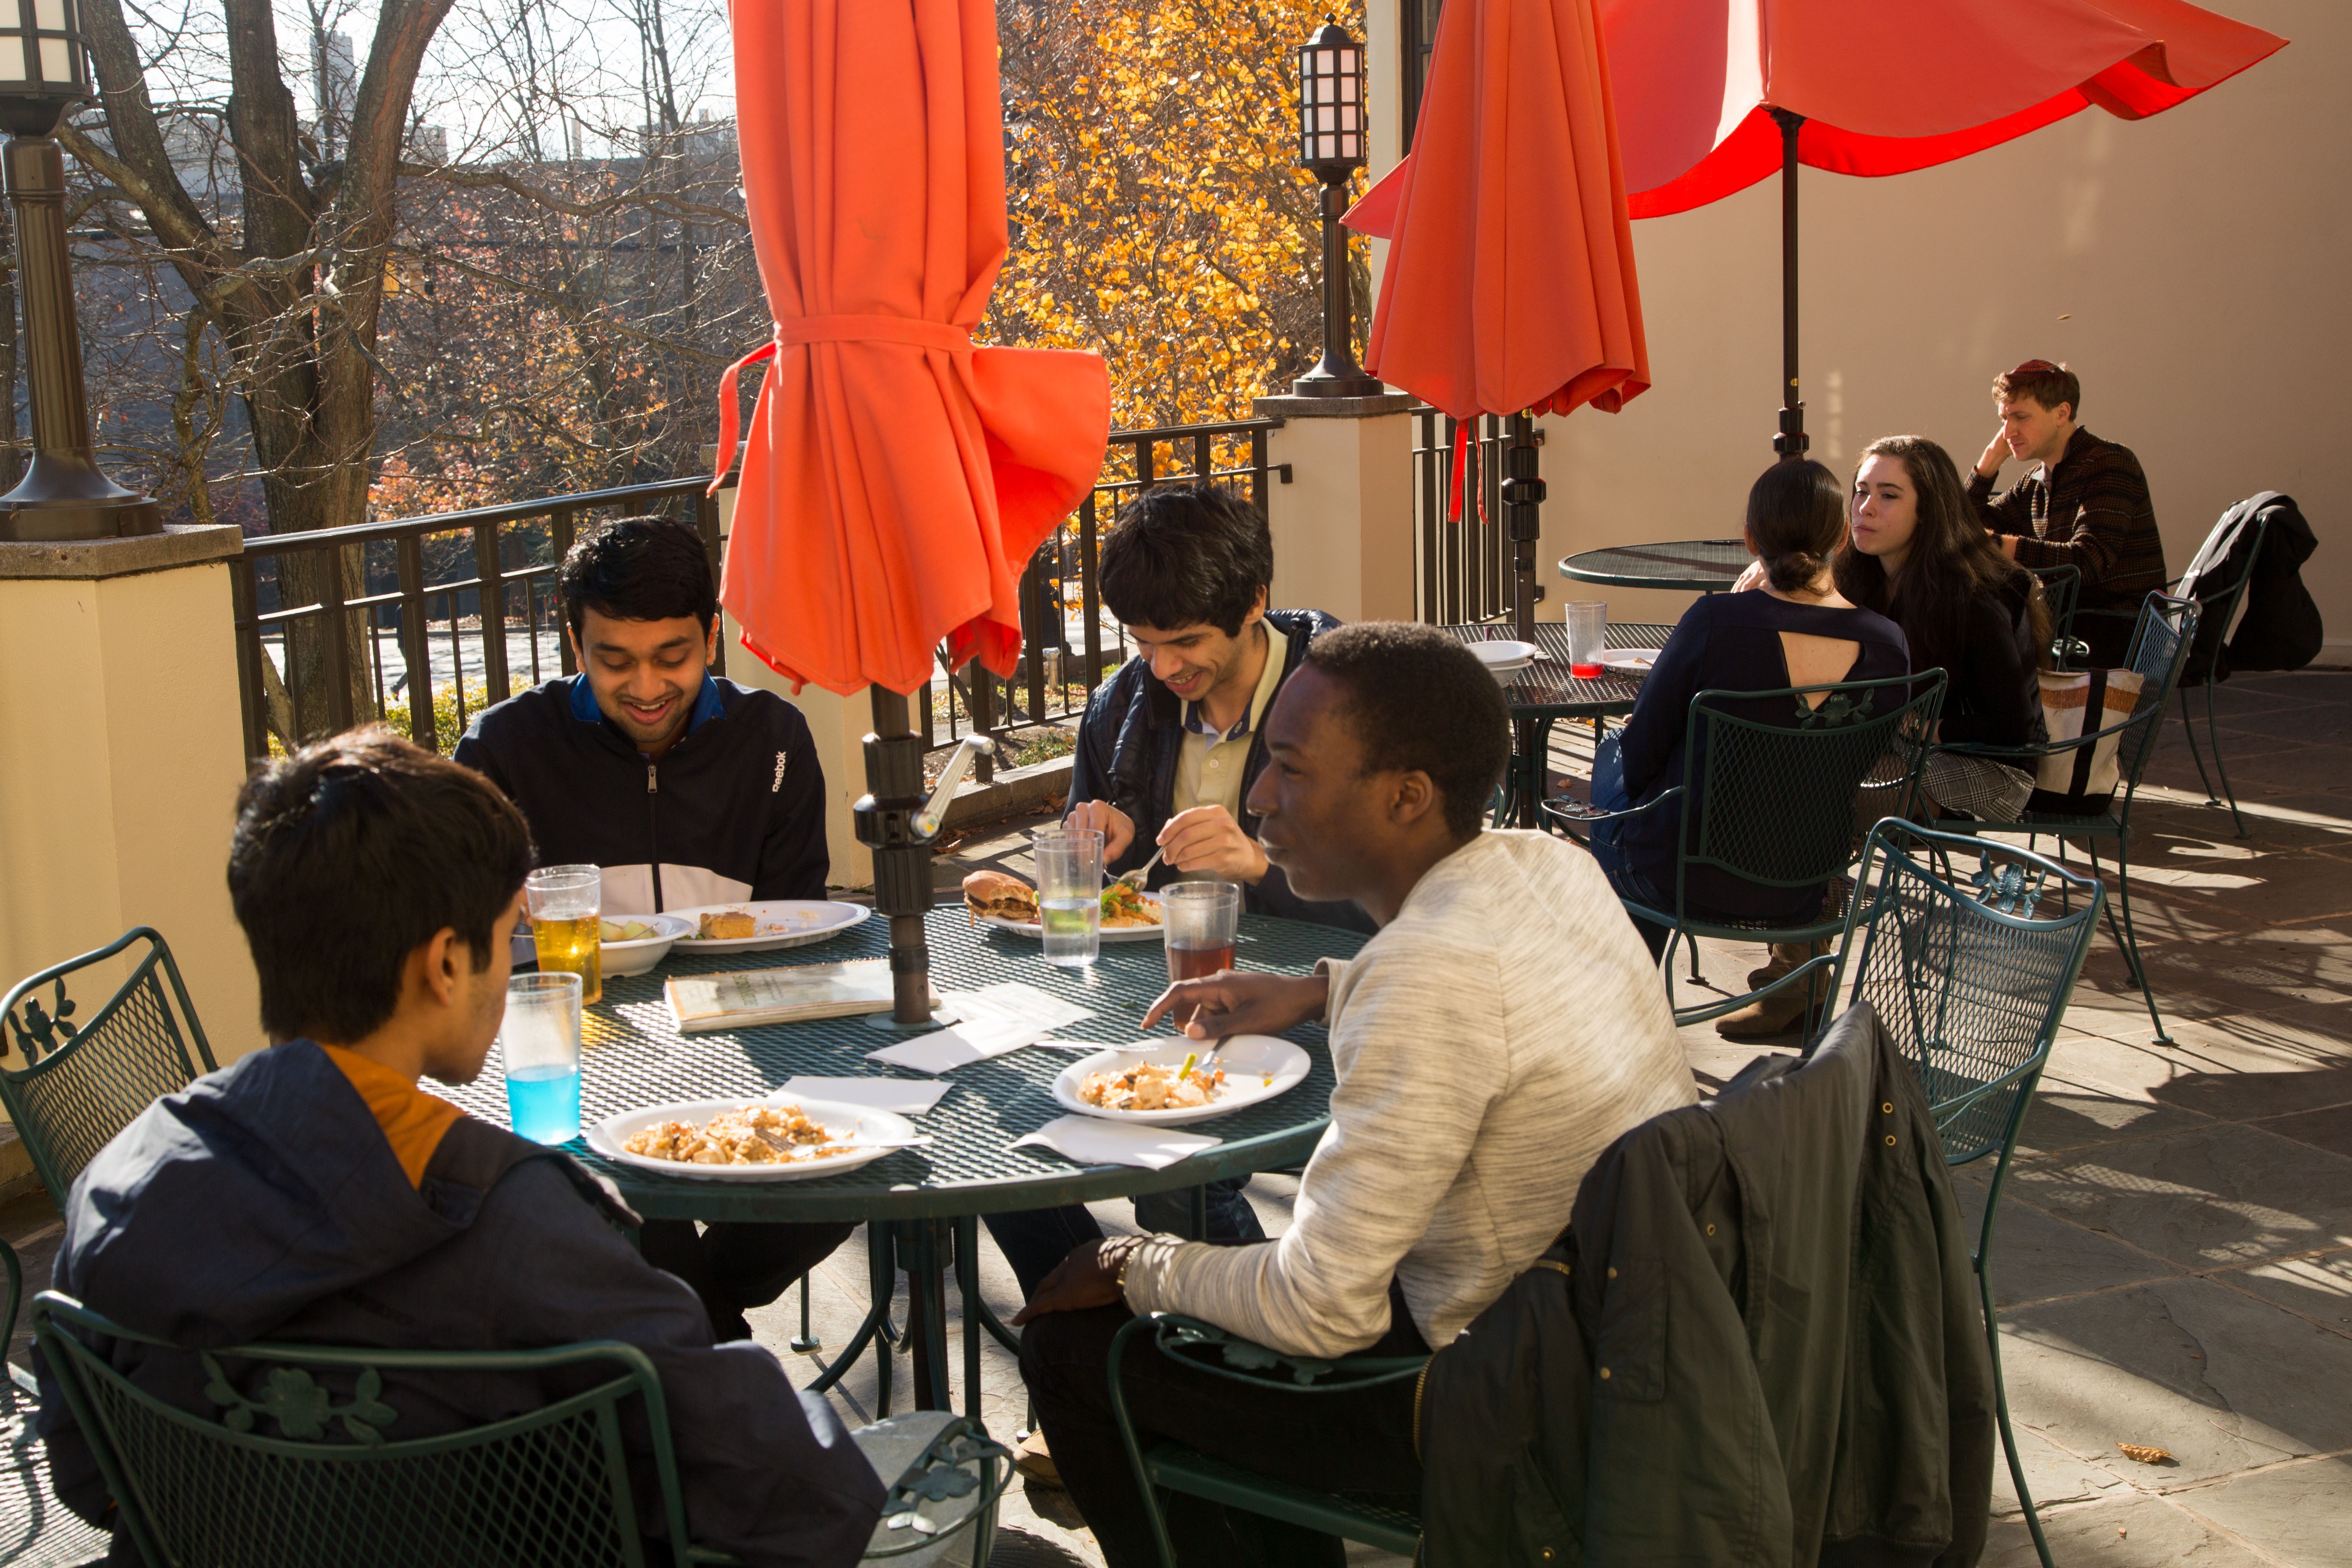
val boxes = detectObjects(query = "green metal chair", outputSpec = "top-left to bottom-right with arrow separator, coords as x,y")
1543,671 -> 1946,1025
2022,564 -> 2083,668
1930,591 -> 2199,1044
31,1291 -> 1007,1568
1106,1314 -> 1429,1565
0,929 -> 218,1382
1816,819 -> 2106,1568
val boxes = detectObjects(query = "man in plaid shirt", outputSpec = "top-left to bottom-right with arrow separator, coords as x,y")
1970,359 -> 2168,667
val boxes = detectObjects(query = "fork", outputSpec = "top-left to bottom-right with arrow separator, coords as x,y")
1115,843 -> 1167,890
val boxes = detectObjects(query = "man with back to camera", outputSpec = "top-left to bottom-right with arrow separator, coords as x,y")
37,729 -> 882,1566
1009,624 -> 1699,1568
981,485 -> 1371,1390
454,516 -> 848,1342
1970,359 -> 2167,667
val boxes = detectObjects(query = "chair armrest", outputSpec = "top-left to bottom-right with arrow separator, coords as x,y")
1120,1314 -> 1429,1393
1933,701 -> 2154,764
1540,784 -> 1682,830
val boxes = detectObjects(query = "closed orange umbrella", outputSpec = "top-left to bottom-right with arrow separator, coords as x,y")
712,0 -> 1111,699
1341,0 -> 1650,637
711,0 -> 1110,1033
1349,0 -> 1650,424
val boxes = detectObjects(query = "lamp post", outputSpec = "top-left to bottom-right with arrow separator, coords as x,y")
1290,21 -> 1381,398
0,0 -> 157,542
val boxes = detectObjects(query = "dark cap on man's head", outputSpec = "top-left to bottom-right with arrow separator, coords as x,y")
560,516 -> 720,637
229,728 -> 535,1045
1301,622 -> 1510,840
1098,484 -> 1274,637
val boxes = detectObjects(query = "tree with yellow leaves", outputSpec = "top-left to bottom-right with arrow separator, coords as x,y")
991,0 -> 1370,430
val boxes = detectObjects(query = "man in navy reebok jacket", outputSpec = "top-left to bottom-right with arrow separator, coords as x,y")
455,517 -> 850,1340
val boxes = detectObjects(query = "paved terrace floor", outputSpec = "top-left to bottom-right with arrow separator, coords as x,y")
0,671 -> 2343,1567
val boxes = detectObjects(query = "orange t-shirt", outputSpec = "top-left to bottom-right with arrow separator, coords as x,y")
320,1045 -> 466,1188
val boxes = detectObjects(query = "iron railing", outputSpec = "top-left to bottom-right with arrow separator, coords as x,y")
919,416 -> 1287,781
1412,407 -> 1530,626
234,416 -> 1287,779
231,477 -> 724,764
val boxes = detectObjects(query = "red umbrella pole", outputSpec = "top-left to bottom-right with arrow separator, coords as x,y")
1771,108 -> 1808,461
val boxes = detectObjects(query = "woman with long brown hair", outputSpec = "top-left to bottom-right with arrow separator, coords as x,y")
1836,434 -> 2050,821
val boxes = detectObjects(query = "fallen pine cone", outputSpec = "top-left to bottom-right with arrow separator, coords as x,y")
2116,1443 -> 2173,1465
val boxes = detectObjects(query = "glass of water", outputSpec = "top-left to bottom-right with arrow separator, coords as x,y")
501,971 -> 583,1145
1032,826 -> 1104,968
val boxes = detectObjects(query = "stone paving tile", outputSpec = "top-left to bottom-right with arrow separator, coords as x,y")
2222,1248 -> 2352,1336
2038,1015 -> 2350,1120
2250,1104 -> 2352,1160
2173,1454 -> 2352,1568
2018,1065 -> 2225,1156
1986,1422 -> 2131,1517
1998,1276 -> 2352,1486
1982,1491 -> 2274,1567
2008,1122 -> 2352,1271
1952,1171 -> 2182,1308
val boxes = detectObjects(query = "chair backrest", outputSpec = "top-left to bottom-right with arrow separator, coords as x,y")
0,929 -> 219,1203
1833,821 -> 2103,1166
2024,564 -> 2082,666
32,1292 -> 698,1568
2178,506 -> 2271,681
1672,670 -> 1947,907
2113,592 -> 2203,792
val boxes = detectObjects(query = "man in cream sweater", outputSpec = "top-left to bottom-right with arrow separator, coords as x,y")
1013,622 -> 1697,1568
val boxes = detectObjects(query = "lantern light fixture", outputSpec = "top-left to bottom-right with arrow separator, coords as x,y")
1288,21 -> 1382,399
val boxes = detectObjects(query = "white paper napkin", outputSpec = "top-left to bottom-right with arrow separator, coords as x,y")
948,981 -> 1096,1033
1009,1114 -> 1221,1170
780,1077 -> 952,1116
865,1017 -> 1044,1074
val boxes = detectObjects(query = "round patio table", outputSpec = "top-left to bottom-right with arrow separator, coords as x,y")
1559,537 -> 1751,592
1444,621 -> 1673,827
444,903 -> 1363,1419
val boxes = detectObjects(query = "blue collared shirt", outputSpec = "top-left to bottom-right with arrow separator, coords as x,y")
568,671 -> 727,743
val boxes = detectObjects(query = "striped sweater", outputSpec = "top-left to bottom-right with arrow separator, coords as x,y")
1969,427 -> 2169,613
1119,830 -> 1698,1358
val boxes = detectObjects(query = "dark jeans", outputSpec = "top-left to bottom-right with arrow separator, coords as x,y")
1590,734 -> 1676,961
637,1220 -> 855,1343
1018,1281 -> 1428,1568
985,1178 -> 1262,1303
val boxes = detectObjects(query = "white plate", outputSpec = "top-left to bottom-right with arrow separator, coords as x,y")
1600,648 -> 1662,673
1051,1035 -> 1310,1126
980,889 -> 1165,944
667,900 -> 871,954
585,1095 -> 918,1183
597,913 -> 696,977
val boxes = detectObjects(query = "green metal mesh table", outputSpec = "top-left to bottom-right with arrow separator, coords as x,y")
1444,621 -> 1672,827
1559,537 -> 1751,592
444,904 -> 1366,1418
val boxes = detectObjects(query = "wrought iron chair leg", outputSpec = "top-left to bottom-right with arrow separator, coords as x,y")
2180,681 -> 2222,809
0,1238 -> 18,1395
2202,680 -> 2249,838
1982,1262 -> 2056,1568
2089,840 -> 2173,1045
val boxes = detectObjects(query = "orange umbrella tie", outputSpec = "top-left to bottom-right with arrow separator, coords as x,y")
709,315 -> 979,494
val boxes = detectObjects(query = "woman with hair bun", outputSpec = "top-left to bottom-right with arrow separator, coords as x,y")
1589,459 -> 1909,1033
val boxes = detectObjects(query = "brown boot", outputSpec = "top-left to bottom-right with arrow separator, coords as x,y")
1716,942 -> 1826,1038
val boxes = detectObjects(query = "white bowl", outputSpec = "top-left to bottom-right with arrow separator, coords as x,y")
597,913 -> 696,976
1466,640 -> 1540,681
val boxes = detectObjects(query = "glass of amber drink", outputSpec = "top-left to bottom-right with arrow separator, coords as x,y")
1162,880 -> 1240,1026
525,864 -> 602,1006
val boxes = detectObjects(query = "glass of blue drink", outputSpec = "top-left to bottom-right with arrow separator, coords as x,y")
501,971 -> 583,1144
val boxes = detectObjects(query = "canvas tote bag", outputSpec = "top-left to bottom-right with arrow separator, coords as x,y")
2026,668 -> 2147,812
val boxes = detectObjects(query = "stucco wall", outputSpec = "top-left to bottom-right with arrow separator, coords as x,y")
1377,0 -> 2341,646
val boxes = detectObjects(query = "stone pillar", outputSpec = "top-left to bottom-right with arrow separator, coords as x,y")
705,467 -> 874,891
1255,392 -> 1420,624
0,527 -> 263,1061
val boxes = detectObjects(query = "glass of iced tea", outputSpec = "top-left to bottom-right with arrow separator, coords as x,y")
1163,881 -> 1241,1024
525,864 -> 602,1006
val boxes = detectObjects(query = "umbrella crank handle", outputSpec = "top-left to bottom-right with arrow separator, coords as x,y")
913,737 -> 994,840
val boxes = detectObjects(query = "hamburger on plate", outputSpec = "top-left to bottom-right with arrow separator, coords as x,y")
961,869 -> 1038,924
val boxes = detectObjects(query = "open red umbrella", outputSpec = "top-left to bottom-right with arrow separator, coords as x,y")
1344,0 -> 1651,636
1357,0 -> 2284,458
1601,0 -> 2287,455
712,0 -> 1110,1023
